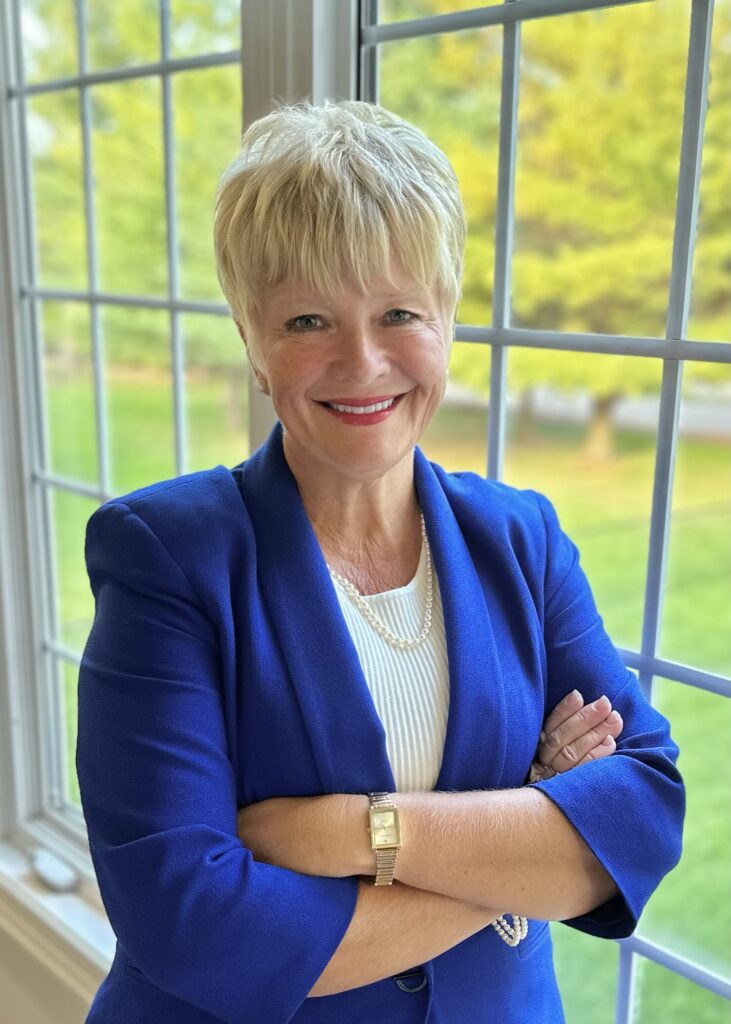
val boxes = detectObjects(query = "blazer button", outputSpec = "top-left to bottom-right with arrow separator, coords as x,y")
393,967 -> 427,993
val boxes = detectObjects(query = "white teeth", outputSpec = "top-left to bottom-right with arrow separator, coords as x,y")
328,398 -> 396,414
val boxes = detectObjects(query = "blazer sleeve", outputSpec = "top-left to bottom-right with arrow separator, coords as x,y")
76,501 -> 359,1024
525,489 -> 686,939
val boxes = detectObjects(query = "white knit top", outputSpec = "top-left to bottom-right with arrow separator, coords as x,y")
330,537 -> 529,949
329,538 -> 449,793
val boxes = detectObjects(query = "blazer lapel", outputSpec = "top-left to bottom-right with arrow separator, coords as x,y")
239,422 -> 507,796
413,448 -> 508,792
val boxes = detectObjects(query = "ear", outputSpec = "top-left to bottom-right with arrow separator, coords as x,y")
234,319 -> 245,341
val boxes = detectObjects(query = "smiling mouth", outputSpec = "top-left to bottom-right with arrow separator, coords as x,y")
316,392 -> 408,414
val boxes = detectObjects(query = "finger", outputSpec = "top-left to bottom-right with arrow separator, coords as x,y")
575,733 -> 617,766
548,711 -> 624,773
540,696 -> 615,767
540,690 -> 585,743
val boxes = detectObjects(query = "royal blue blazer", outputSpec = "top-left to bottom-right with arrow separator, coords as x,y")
77,419 -> 685,1024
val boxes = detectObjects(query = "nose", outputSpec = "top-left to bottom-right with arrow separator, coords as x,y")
331,325 -> 391,383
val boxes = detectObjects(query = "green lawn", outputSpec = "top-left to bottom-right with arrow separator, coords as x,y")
54,374 -> 730,1022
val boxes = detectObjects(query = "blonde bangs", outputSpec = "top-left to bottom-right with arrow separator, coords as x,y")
214,99 -> 466,347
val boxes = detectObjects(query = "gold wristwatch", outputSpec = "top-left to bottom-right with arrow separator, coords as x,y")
366,791 -> 402,885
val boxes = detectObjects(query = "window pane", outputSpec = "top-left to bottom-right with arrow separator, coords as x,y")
91,78 -> 167,297
378,26 -> 499,326
102,306 -> 176,495
659,366 -> 731,677
21,0 -> 78,83
174,65 -> 243,304
419,341 -> 490,473
380,0 -> 484,22
40,302 -> 98,484
513,1 -> 691,337
687,0 -> 731,343
51,489 -> 98,653
502,349 -> 662,653
181,313 -> 248,472
551,921 -> 619,1024
170,0 -> 240,58
28,91 -> 86,290
86,0 -> 160,72
640,678 -> 731,979
62,659 -> 81,807
634,957 -> 731,1023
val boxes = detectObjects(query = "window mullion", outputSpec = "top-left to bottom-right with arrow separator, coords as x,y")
639,0 -> 715,706
160,0 -> 186,475
489,5 -> 520,483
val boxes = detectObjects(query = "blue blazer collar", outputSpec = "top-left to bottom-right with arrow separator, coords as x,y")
239,421 -> 507,794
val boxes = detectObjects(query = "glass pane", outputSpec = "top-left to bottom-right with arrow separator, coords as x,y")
40,302 -> 98,484
51,489 -> 98,653
503,349 -> 662,652
640,678 -> 731,979
27,91 -> 86,290
550,921 -> 618,1024
170,0 -> 240,58
62,659 -> 81,808
91,78 -> 167,297
659,366 -> 731,677
378,26 -> 499,326
21,0 -> 78,83
103,306 -> 176,495
174,65 -> 243,303
687,0 -> 731,343
86,0 -> 159,71
513,1 -> 691,337
419,340 -> 490,473
181,313 -> 248,471
380,0 -> 484,22
634,957 -> 731,1023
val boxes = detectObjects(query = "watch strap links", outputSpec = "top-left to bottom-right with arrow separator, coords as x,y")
368,791 -> 399,886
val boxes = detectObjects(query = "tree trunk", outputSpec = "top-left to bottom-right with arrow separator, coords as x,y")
513,386 -> 540,445
584,392 -> 621,463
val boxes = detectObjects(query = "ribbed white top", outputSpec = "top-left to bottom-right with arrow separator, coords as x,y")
330,539 -> 450,793
330,542 -> 529,947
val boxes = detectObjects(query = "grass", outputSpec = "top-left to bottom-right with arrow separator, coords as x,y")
53,371 -> 730,1022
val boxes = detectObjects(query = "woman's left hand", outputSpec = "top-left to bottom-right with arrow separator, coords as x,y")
236,793 -> 365,876
526,689 -> 623,784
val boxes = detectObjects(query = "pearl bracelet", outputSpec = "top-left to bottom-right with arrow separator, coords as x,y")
492,914 -> 529,947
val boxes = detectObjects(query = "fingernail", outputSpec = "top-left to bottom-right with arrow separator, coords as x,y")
608,710 -> 620,722
568,689 -> 582,705
602,735 -> 615,746
539,730 -> 547,744
595,695 -> 610,711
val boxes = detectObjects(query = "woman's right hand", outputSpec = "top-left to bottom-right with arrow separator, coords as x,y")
527,690 -> 623,784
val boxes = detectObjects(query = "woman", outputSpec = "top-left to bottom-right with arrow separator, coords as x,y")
76,100 -> 684,1023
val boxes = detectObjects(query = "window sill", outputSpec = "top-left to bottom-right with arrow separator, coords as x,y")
0,839 -> 114,1003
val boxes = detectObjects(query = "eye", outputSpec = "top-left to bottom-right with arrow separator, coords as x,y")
387,308 -> 418,324
285,314 -> 322,332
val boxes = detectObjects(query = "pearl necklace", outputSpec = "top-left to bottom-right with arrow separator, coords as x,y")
326,513 -> 433,649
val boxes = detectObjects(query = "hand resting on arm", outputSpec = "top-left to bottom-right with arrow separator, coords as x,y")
238,689 -> 623,997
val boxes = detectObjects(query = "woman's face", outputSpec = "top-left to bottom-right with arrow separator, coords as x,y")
241,267 -> 452,486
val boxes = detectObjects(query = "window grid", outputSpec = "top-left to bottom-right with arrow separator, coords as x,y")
5,0 -> 242,830
361,0 -> 730,1013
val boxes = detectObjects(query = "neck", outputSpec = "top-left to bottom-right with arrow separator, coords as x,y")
281,431 -> 420,554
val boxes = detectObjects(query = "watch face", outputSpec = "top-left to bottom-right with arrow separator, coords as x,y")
370,808 -> 400,848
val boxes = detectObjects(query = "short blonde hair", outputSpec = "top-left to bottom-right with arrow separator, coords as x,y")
213,99 -> 466,369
